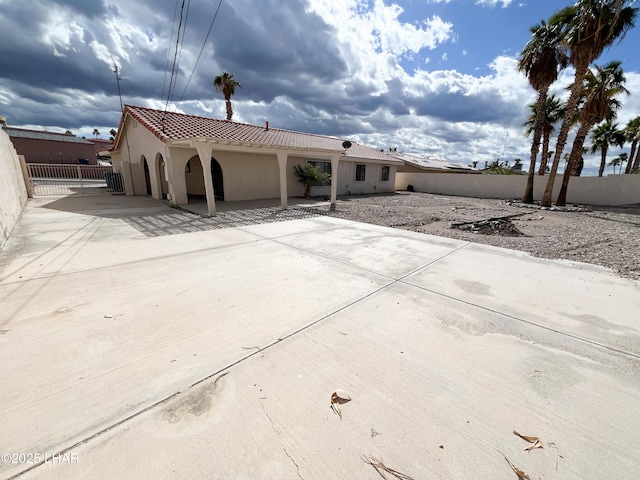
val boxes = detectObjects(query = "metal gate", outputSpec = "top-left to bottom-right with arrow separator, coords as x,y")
26,163 -> 125,196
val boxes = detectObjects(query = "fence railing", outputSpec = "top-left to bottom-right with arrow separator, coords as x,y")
26,163 -> 124,196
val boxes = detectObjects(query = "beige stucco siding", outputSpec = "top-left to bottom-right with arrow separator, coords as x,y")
112,118 -> 167,196
184,156 -> 205,195
212,151 -> 280,202
336,161 -> 396,195
289,158 -> 397,198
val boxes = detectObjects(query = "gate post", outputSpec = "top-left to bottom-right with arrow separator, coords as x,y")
77,164 -> 84,195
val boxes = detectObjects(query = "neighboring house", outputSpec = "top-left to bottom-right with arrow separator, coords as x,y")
393,152 -> 480,174
91,138 -> 114,161
109,105 -> 403,214
0,119 -> 97,164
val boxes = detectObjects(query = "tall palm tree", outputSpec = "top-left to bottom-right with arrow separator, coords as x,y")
590,121 -> 626,177
540,0 -> 637,207
609,152 -> 628,173
556,60 -> 629,205
517,20 -> 568,204
522,95 -> 566,176
623,116 -> 640,173
213,71 -> 241,121
92,128 -> 100,138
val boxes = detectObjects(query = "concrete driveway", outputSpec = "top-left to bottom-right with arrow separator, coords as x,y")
1,195 -> 638,479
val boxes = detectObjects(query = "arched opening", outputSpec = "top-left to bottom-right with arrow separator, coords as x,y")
211,157 -> 224,200
185,156 -> 205,200
143,156 -> 152,195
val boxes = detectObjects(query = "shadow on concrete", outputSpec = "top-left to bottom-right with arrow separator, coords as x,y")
37,195 -> 329,237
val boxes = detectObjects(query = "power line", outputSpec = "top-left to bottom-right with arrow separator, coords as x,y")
112,57 -> 134,190
175,0 -> 192,96
161,0 -> 181,102
178,0 -> 224,103
164,0 -> 188,112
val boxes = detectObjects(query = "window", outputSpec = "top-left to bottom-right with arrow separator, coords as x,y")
307,161 -> 331,186
380,165 -> 390,182
355,164 -> 366,182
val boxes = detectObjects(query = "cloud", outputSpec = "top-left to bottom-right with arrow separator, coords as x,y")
0,0 -> 637,177
475,0 -> 513,7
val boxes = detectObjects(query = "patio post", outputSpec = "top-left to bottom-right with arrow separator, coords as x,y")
194,142 -> 216,216
277,152 -> 288,209
330,154 -> 340,207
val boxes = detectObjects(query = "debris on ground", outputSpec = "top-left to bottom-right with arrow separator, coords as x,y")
548,442 -> 563,471
513,430 -> 543,451
362,455 -> 415,480
500,452 -> 531,480
451,214 -> 525,236
330,389 -> 351,419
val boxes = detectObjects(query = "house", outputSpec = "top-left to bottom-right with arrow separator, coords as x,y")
0,118 -> 97,164
91,138 -> 114,161
393,151 -> 480,174
109,105 -> 403,215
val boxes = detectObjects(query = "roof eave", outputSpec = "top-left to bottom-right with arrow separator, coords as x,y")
168,137 -> 345,155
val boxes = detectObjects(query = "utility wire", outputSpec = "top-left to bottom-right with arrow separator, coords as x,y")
112,58 -> 134,191
164,0 -> 187,112
175,0 -> 192,98
161,0 -> 181,103
178,0 -> 224,103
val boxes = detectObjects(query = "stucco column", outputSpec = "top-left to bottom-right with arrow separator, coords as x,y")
114,153 -> 135,196
276,152 -> 288,209
149,155 -> 162,200
164,146 -> 183,205
195,143 -> 216,216
330,154 -> 340,207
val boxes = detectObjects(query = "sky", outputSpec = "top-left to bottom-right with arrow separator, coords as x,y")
1,0 -> 639,176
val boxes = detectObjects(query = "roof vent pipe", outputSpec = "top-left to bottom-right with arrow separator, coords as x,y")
265,121 -> 269,131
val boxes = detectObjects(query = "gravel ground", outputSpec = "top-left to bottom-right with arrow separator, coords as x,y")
323,191 -> 640,281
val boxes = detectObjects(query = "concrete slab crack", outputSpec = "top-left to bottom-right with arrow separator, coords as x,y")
259,400 -> 304,480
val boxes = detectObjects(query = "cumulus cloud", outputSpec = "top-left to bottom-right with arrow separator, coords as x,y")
475,0 -> 513,7
0,0 -> 637,176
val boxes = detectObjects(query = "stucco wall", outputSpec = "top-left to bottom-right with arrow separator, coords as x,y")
395,172 -> 640,206
0,130 -> 28,250
291,158 -> 397,197
185,156 -> 206,195
339,161 -> 396,195
112,119 -> 168,197
214,151 -> 281,201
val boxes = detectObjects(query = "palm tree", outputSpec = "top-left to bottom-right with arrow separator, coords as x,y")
618,151 -> 628,172
109,128 -> 117,141
540,0 -> 637,207
522,95 -> 566,176
92,128 -> 100,138
556,60 -> 629,205
517,20 -> 568,203
293,164 -> 330,199
213,71 -> 241,121
590,121 -> 626,177
609,152 -> 628,173
623,116 -> 640,173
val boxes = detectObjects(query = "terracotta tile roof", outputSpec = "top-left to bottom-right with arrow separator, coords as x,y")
115,105 -> 402,164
